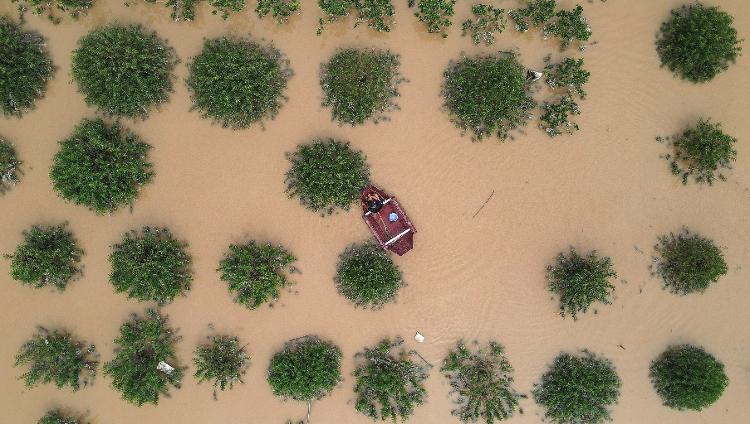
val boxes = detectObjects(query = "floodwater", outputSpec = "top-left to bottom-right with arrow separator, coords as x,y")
1,0 -> 748,423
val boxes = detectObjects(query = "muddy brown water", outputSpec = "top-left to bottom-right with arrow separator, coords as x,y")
1,0 -> 749,423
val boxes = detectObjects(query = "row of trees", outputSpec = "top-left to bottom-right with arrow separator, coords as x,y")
5,219 -> 728,312
18,316 -> 729,423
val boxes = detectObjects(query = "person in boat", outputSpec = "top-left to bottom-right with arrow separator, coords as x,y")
365,192 -> 384,213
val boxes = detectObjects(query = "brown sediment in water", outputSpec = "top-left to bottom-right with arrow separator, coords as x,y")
1,0 -> 749,422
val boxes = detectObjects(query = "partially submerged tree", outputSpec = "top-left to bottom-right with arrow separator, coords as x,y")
15,327 -> 98,390
543,5 -> 592,51
462,3 -> 506,45
256,0 -> 300,23
652,229 -> 727,295
50,119 -> 154,214
71,24 -> 176,119
412,0 -> 457,38
442,54 -> 536,141
540,95 -> 580,137
0,138 -> 22,194
109,227 -> 193,304
7,223 -> 83,291
659,119 -> 737,185
533,351 -> 621,424
0,16 -> 54,117
104,309 -> 183,406
37,409 -> 84,424
544,57 -> 590,98
285,138 -> 370,214
353,337 -> 428,421
217,240 -> 296,309
194,334 -> 249,399
268,335 -> 342,401
317,0 -> 395,34
509,0 -> 555,32
13,0 -> 94,24
442,340 -> 522,423
320,48 -> 403,125
127,0 -> 247,21
656,3 -> 742,83
546,248 -> 617,319
187,37 -> 291,129
335,242 -> 404,309
649,344 -> 728,411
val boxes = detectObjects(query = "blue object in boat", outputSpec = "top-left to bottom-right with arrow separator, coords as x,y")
389,212 -> 398,222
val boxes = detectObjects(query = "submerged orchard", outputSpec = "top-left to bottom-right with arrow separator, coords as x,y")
335,242 -> 404,309
8,223 -> 83,291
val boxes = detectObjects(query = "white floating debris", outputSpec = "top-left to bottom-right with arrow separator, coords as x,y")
414,332 -> 425,343
527,70 -> 544,82
157,361 -> 175,375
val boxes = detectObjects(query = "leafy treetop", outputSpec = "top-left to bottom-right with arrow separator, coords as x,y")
442,340 -> 522,423
193,334 -> 250,399
15,326 -> 98,391
335,242 -> 404,309
662,118 -> 737,185
103,309 -> 183,406
0,138 -> 22,194
7,223 -> 83,291
533,351 -> 621,424
267,335 -> 342,401
217,240 -> 297,309
649,344 -> 728,411
546,248 -> 617,319
653,228 -> 727,295
353,337 -> 428,421
656,3 -> 742,83
50,118 -> 154,214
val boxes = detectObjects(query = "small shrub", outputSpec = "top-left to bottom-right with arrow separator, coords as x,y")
320,48 -> 403,125
187,37 -> 291,129
544,5 -> 592,51
335,242 -> 403,309
317,0 -> 352,34
71,24 -> 176,119
0,138 -> 22,194
661,119 -> 737,185
207,0 -> 246,20
268,335 -> 342,401
462,4 -> 506,45
256,0 -> 300,23
0,17 -> 54,117
533,351 -> 621,424
649,344 -> 728,411
37,410 -> 83,424
353,337 -> 428,421
442,340 -> 522,423
50,119 -> 154,214
413,0 -> 457,38
7,223 -> 83,291
194,334 -> 249,398
13,0 -> 93,23
547,248 -> 616,319
442,54 -> 536,141
653,229 -> 727,295
544,57 -> 590,98
354,0 -> 395,32
317,0 -> 394,34
217,241 -> 296,309
109,227 -> 192,304
285,138 -> 370,214
509,0 -> 555,32
656,3 -> 741,83
15,327 -> 97,390
104,309 -> 183,406
540,95 -> 580,137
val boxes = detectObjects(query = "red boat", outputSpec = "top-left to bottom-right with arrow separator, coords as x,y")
360,185 -> 416,256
